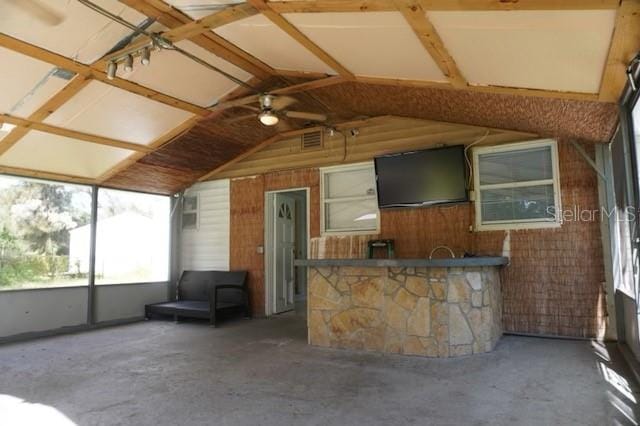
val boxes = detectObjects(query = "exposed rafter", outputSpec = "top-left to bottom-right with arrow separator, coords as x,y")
0,33 -> 208,116
268,0 -> 620,13
119,0 -> 275,79
0,76 -> 92,156
353,76 -> 600,101
0,165 -> 97,186
0,114 -> 152,153
599,0 -> 640,102
96,77 -> 265,183
395,0 -> 466,88
246,0 -> 354,78
97,3 -> 259,67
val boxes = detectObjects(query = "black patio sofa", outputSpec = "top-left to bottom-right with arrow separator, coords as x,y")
145,270 -> 250,327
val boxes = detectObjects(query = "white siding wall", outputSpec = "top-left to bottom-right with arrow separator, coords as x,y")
181,179 -> 230,271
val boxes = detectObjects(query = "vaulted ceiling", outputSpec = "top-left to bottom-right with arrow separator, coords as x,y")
0,0 -> 637,194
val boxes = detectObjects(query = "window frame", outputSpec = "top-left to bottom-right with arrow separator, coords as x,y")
319,162 -> 380,236
472,139 -> 562,231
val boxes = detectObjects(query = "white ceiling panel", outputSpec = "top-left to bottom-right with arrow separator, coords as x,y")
0,47 -> 70,116
215,14 -> 335,74
285,12 -> 446,81
0,131 -> 133,178
117,40 -> 251,107
428,10 -> 616,93
43,81 -> 194,146
0,0 -> 147,64
164,0 -> 245,20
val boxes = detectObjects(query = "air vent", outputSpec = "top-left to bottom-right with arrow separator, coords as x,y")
301,130 -> 323,151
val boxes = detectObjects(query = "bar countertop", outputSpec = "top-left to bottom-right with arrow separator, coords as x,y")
294,257 -> 509,268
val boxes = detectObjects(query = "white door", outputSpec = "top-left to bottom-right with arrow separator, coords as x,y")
273,193 -> 296,313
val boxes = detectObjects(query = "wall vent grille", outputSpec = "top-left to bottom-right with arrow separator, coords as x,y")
301,130 -> 323,151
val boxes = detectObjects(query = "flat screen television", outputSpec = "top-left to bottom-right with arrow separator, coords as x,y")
374,145 -> 468,208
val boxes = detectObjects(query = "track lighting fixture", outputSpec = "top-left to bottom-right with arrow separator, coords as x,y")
258,110 -> 279,126
124,54 -> 134,72
141,47 -> 151,66
106,61 -> 117,80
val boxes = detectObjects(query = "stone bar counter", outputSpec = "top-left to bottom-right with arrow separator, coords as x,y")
295,257 -> 508,358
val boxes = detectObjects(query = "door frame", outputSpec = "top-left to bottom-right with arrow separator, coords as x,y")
264,187 -> 310,316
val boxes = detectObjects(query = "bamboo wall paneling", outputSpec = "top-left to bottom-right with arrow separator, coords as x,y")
310,82 -> 619,143
225,137 -> 607,336
102,162 -> 204,194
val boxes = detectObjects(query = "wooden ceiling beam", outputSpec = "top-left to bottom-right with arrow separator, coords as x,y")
0,114 -> 152,153
247,0 -> 354,78
0,165 -> 97,186
268,0 -> 619,13
0,33 -> 208,116
119,0 -> 275,80
354,76 -> 600,101
98,3 -> 258,66
599,0 -> 640,102
395,0 -> 466,88
0,76 -> 92,156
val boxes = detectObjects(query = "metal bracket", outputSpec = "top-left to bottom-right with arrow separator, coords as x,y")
569,139 -> 607,182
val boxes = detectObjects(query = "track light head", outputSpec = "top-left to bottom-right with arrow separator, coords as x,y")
106,61 -> 117,80
141,47 -> 151,66
124,54 -> 134,72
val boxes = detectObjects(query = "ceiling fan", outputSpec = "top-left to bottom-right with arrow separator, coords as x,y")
6,0 -> 65,26
227,94 -> 328,127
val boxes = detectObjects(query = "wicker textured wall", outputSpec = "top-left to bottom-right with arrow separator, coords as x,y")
230,139 -> 606,337
229,169 -> 319,316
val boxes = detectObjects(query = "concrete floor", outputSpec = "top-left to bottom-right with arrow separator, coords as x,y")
1,313 -> 639,426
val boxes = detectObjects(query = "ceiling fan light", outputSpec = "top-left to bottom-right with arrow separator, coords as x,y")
259,110 -> 279,126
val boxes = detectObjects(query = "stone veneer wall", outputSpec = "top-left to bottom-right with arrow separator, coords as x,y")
308,265 -> 502,357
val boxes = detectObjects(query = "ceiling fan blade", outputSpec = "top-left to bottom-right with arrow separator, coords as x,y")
224,114 -> 256,124
8,0 -> 65,26
211,94 -> 260,112
236,104 -> 261,112
284,111 -> 328,122
271,95 -> 298,111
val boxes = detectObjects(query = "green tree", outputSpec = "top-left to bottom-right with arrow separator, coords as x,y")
0,179 -> 91,283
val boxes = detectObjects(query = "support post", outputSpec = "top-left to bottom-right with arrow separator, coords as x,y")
596,143 -> 618,341
87,186 -> 99,325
